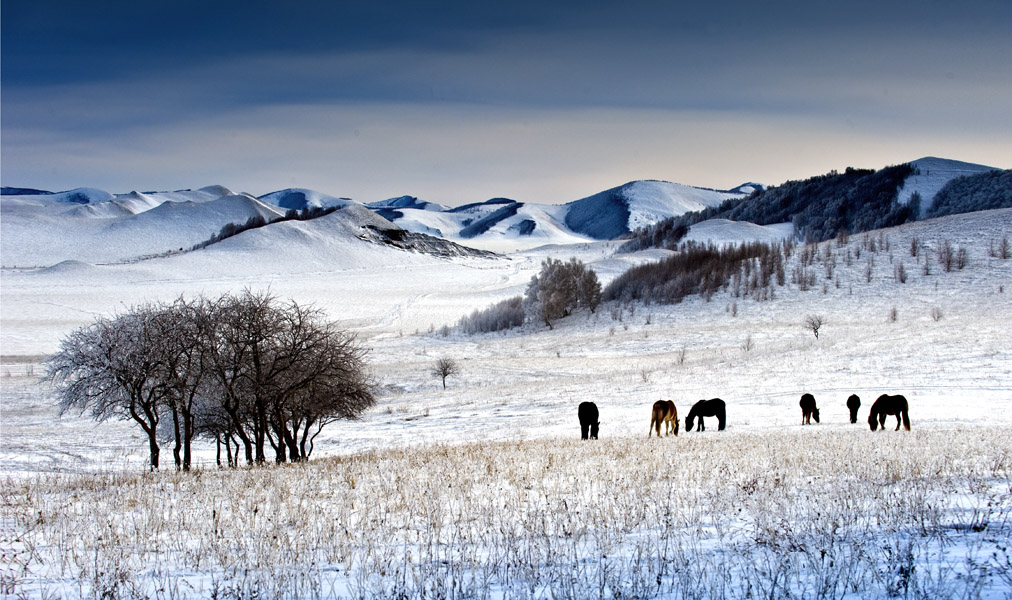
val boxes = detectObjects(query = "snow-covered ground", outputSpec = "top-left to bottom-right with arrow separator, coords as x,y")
2,207 -> 1010,465
1,203 -> 1010,598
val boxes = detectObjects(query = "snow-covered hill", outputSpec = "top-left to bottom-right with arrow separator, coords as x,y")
258,188 -> 353,211
372,180 -> 747,252
898,157 -> 999,217
0,186 -> 284,267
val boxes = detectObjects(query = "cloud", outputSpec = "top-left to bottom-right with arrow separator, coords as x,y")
3,0 -> 1010,199
4,100 -> 1008,205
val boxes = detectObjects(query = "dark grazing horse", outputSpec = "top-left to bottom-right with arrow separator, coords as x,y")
847,394 -> 861,424
685,398 -> 726,432
649,400 -> 679,437
800,393 -> 820,425
868,394 -> 910,431
578,401 -> 600,440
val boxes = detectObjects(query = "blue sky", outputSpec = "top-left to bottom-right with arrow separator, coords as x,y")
2,0 -> 1010,205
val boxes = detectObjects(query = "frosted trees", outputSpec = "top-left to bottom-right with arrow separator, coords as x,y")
47,290 -> 374,470
524,257 -> 601,329
48,305 -> 174,470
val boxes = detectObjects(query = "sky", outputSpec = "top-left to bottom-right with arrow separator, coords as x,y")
2,0 -> 1010,206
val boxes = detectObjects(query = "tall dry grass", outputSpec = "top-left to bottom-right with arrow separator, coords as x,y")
3,427 -> 1011,599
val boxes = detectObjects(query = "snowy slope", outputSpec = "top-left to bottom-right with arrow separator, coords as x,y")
1,189 -> 282,267
375,181 -> 745,252
898,157 -> 998,217
258,188 -> 353,211
563,180 -> 742,239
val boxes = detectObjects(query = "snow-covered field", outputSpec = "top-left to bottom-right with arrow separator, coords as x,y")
1,205 -> 1010,598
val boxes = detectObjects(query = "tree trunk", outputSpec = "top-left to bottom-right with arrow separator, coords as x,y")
182,411 -> 193,471
171,409 -> 182,470
148,433 -> 160,471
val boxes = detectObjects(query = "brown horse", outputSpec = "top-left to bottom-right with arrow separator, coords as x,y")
868,394 -> 910,431
650,400 -> 679,437
800,393 -> 820,425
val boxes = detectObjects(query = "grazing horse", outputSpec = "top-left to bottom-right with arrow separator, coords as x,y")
800,393 -> 820,425
685,398 -> 726,432
649,400 -> 679,437
868,394 -> 910,431
847,394 -> 861,424
578,401 -> 600,440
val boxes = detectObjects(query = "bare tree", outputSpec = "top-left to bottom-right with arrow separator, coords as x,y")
199,289 -> 374,465
47,306 -> 171,470
48,290 -> 374,470
432,357 -> 460,390
804,314 -> 825,339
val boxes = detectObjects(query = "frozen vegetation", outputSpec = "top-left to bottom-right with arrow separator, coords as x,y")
1,174 -> 1011,597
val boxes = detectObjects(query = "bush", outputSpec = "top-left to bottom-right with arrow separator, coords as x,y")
525,258 -> 601,329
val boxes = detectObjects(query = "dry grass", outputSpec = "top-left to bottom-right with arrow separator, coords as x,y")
4,427 -> 1011,599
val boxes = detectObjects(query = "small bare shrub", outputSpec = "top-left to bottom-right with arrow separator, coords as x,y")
938,240 -> 955,272
804,314 -> 825,339
988,236 -> 1010,259
889,307 -> 898,322
931,307 -> 944,322
894,262 -> 907,283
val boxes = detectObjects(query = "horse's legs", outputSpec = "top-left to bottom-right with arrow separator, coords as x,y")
894,414 -> 902,431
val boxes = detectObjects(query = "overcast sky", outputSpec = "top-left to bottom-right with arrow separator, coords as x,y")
2,0 -> 1010,205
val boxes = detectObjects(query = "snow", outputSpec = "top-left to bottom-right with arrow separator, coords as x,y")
898,156 -> 998,217
1,177 -> 1010,597
257,187 -> 353,211
684,218 -> 794,245
621,180 -> 740,231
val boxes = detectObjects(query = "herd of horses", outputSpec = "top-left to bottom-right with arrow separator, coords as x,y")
578,393 -> 910,440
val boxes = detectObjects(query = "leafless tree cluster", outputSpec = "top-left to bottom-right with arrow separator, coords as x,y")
457,295 -> 525,334
525,257 -> 602,329
47,290 -> 373,471
605,241 -> 788,305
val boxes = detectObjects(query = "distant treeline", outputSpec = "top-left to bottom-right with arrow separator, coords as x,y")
603,241 -> 788,305
926,170 -> 1012,218
192,205 -> 340,250
622,164 -> 917,251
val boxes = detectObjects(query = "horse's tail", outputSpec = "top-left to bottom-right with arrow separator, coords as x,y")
674,409 -> 680,436
902,409 -> 911,430
717,408 -> 726,431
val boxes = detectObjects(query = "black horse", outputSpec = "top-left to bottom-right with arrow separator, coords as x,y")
868,394 -> 910,431
800,393 -> 820,425
578,401 -> 600,440
685,398 -> 726,431
847,394 -> 861,424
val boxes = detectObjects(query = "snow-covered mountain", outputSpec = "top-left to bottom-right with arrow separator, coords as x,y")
2,157 -> 1004,268
258,188 -> 353,211
1,186 -> 282,267
370,180 -> 748,252
897,157 -> 999,217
